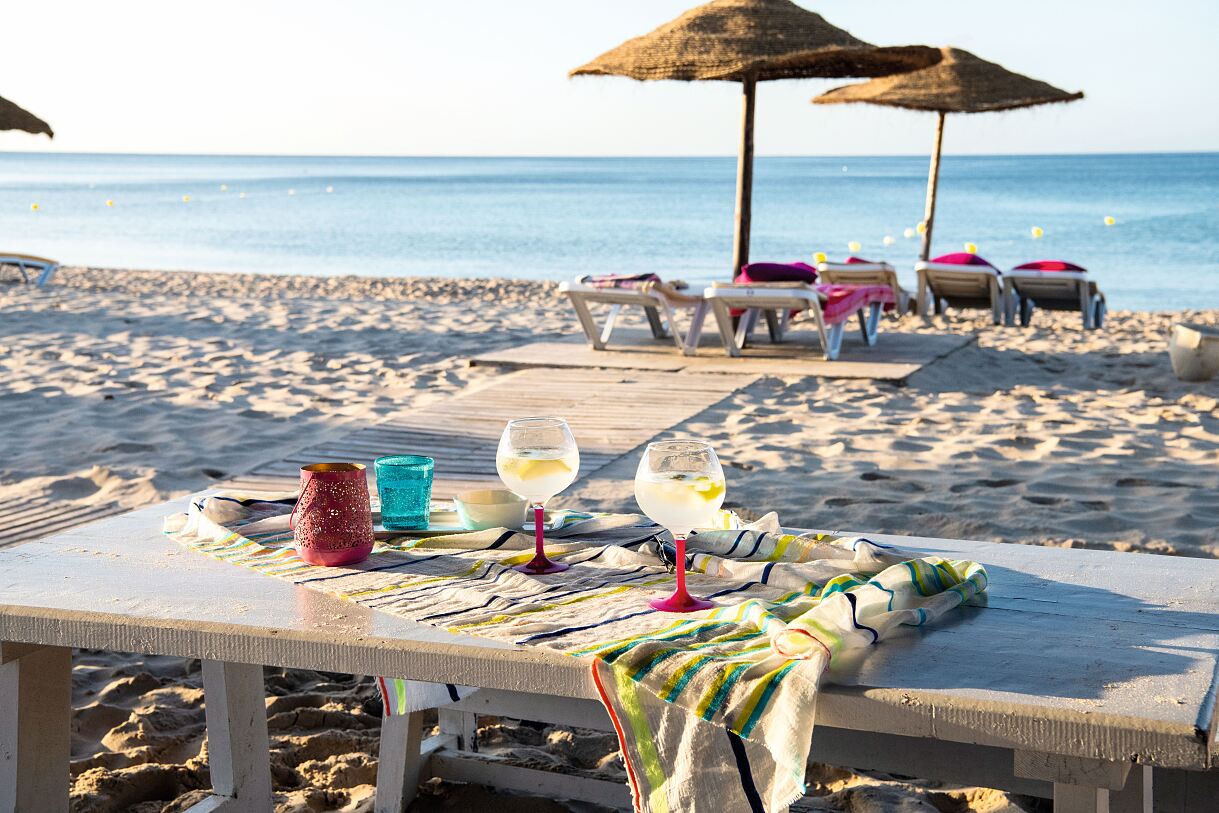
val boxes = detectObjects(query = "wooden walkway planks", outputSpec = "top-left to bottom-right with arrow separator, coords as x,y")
223,367 -> 758,499
470,327 -> 974,381
0,498 -> 128,550
3,368 -> 755,548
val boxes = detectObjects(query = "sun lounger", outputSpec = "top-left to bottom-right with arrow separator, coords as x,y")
559,274 -> 709,355
0,253 -> 59,287
6,496 -> 1219,812
817,258 -> 914,315
1002,261 -> 1106,329
915,252 -> 1004,324
702,281 -> 890,360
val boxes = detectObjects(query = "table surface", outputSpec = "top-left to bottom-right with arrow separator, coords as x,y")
2,498 -> 1217,770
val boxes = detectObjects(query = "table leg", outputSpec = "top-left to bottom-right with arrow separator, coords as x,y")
438,708 -> 478,753
1053,782 -> 1107,813
186,660 -> 273,813
1110,765 -> 1150,813
0,644 -> 71,813
1152,766 -> 1219,812
375,711 -> 425,813
1017,750 -> 1142,813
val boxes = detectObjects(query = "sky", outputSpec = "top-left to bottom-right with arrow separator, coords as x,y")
2,0 -> 1217,157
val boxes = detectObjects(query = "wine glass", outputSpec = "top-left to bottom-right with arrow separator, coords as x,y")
634,440 -> 725,612
496,417 -> 580,575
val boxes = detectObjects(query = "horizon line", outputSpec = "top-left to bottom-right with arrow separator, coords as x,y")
2,149 -> 1217,160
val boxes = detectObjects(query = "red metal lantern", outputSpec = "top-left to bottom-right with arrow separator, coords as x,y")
290,463 -> 375,566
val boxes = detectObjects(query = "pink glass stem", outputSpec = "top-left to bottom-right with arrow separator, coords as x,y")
514,502 -> 568,575
650,534 -> 712,612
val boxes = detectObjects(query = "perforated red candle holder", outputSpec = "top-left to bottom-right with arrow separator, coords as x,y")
290,463 -> 375,567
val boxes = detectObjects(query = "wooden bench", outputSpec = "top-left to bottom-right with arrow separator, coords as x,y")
3,499 -> 1218,812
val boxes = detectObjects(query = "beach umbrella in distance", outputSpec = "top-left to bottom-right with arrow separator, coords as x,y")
0,95 -> 53,138
570,0 -> 940,277
814,47 -> 1081,261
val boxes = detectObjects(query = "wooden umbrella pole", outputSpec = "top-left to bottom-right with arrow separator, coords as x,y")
731,77 -> 757,279
919,111 -> 947,262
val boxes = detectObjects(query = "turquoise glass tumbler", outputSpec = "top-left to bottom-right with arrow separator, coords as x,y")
374,455 -> 434,530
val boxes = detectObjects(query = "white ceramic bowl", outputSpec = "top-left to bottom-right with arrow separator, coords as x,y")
453,489 -> 528,531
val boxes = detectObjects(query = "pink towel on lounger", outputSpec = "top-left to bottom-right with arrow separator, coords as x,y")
580,272 -> 663,289
817,284 -> 895,323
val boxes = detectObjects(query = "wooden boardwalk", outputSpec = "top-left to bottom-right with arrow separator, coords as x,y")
471,327 -> 973,381
223,368 -> 758,499
0,369 -> 755,549
0,498 -> 127,550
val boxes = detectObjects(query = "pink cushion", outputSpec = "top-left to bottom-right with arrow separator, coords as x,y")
738,262 -> 818,284
932,252 -> 1000,271
1013,260 -> 1087,273
845,256 -> 873,265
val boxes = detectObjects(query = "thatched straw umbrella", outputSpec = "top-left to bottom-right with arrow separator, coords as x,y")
571,0 -> 938,276
1,95 -> 53,138
814,47 -> 1081,260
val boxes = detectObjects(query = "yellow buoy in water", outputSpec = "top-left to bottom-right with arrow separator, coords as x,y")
1104,215 -> 1116,226
964,242 -> 978,254
182,195 -> 191,203
848,241 -> 862,253
813,251 -> 827,264
105,199 -> 114,208
1030,226 -> 1044,239
903,227 -> 915,239
30,203 -> 39,211
916,221 -> 927,235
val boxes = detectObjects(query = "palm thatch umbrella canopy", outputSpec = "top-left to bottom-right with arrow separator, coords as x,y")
571,0 -> 939,275
815,47 -> 1081,260
0,95 -> 53,138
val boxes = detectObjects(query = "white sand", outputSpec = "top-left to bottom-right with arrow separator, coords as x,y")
3,267 -> 1217,812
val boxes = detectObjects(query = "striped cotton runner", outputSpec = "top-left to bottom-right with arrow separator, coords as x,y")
165,493 -> 987,813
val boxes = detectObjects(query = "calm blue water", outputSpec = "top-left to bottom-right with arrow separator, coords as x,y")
2,152 -> 1216,310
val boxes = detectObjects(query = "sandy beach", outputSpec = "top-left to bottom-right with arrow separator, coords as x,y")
4,267 -> 1218,812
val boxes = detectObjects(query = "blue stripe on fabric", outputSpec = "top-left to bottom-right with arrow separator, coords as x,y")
520,581 -> 759,645
738,661 -> 798,738
703,663 -> 751,721
727,731 -> 766,813
295,553 -> 447,584
743,533 -> 766,558
844,592 -> 879,643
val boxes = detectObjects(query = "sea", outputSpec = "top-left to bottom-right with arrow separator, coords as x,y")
1,152 -> 1216,311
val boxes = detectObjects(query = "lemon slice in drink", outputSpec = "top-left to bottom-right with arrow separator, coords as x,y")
505,457 -> 573,481
693,477 -> 725,502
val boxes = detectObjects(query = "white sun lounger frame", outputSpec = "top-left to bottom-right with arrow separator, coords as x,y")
702,282 -> 881,361
1002,270 -> 1107,330
0,253 -> 59,287
559,279 -> 709,355
915,261 -> 1004,324
816,261 -> 913,315
4,497 -> 1219,813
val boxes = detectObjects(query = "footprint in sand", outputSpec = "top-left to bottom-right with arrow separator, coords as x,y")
50,476 -> 102,499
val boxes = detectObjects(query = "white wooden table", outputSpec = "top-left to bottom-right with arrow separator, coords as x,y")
2,498 -> 1218,812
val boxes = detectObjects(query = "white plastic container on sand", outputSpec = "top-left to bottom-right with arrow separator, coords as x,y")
1168,323 -> 1219,381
